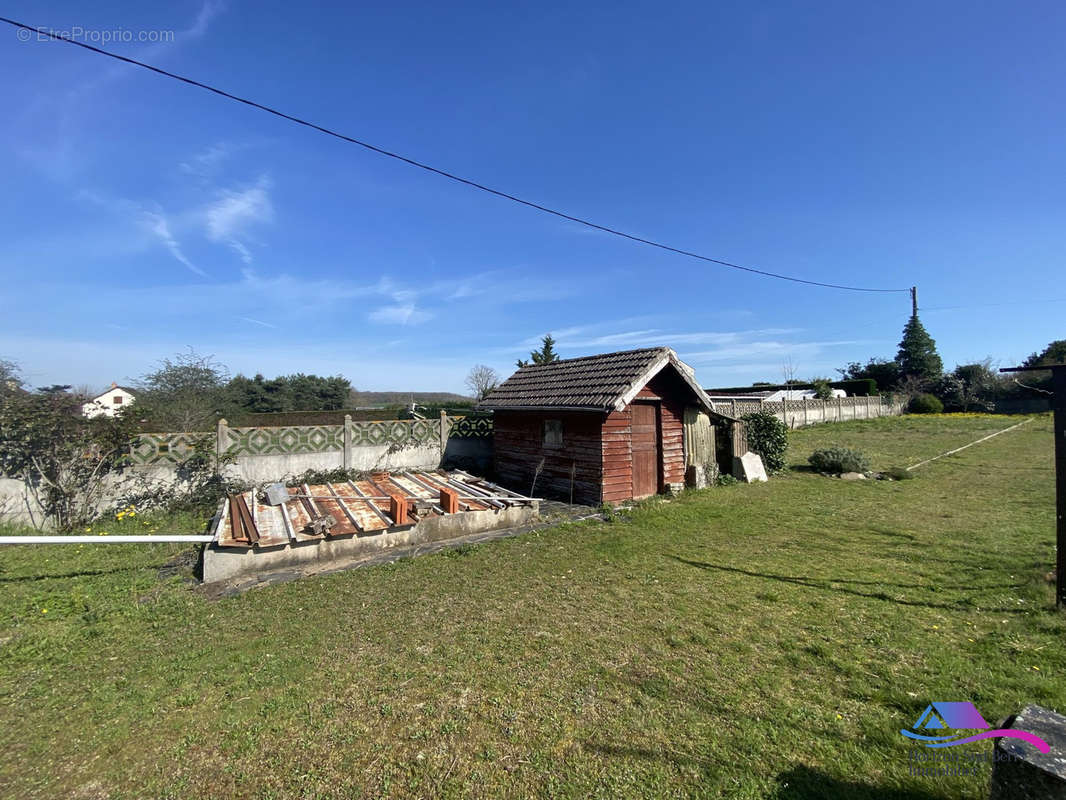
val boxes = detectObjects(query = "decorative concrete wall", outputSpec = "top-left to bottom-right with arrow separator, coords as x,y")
127,413 -> 496,484
711,396 -> 905,429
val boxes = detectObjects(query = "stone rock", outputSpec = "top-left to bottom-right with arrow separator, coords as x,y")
990,705 -> 1066,800
840,472 -> 866,481
685,464 -> 707,489
734,452 -> 768,483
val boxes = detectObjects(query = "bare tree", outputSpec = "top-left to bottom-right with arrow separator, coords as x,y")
782,356 -> 799,385
465,365 -> 500,400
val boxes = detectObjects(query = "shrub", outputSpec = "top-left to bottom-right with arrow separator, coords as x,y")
908,393 -> 943,414
740,411 -> 788,474
808,447 -> 871,474
715,473 -> 739,486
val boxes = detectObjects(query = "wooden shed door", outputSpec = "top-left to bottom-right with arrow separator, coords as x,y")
631,402 -> 660,498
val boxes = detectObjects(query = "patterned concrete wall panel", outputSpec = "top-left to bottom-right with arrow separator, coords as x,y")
224,425 -> 344,456
349,419 -> 440,447
448,415 -> 493,439
129,432 -> 211,465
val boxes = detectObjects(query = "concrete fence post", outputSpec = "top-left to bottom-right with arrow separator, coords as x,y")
837,397 -> 842,421
216,418 -> 228,475
803,397 -> 809,427
439,410 -> 449,454
343,414 -> 353,470
731,400 -> 737,419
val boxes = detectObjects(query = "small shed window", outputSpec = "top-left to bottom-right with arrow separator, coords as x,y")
113,395 -> 123,404
543,419 -> 563,447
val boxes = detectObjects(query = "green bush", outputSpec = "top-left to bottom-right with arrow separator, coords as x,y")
740,411 -> 788,474
908,393 -> 944,414
715,473 -> 739,486
808,447 -> 871,474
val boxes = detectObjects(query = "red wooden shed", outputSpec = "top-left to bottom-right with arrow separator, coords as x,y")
478,347 -> 743,505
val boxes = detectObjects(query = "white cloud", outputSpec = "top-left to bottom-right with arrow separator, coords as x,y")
12,1 -> 228,180
141,210 -> 206,277
238,316 -> 277,329
180,142 -> 232,180
368,304 -> 432,326
205,175 -> 273,263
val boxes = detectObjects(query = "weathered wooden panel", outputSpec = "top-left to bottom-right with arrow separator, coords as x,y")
493,410 -> 604,505
631,402 -> 659,498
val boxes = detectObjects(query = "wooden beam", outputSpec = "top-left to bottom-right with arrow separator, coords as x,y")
1002,364 -> 1066,607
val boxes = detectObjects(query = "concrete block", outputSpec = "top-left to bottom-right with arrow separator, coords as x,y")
990,705 -> 1066,799
734,452 -> 768,483
685,464 -> 707,489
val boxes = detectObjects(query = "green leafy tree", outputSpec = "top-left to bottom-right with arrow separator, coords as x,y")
837,358 -> 901,392
516,334 -> 561,368
226,373 -> 352,414
135,349 -> 234,432
0,359 -> 23,394
951,359 -> 1003,411
896,314 -> 943,382
809,377 -> 833,400
1023,340 -> 1066,368
0,389 -> 137,529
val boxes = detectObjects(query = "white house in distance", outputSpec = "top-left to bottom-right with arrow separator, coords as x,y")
82,382 -> 137,418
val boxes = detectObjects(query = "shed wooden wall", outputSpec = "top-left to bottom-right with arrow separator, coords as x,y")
601,409 -> 632,503
634,371 -> 687,491
492,410 -> 604,505
600,371 -> 688,503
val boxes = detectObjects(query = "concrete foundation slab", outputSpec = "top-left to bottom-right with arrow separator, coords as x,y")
202,502 -> 538,584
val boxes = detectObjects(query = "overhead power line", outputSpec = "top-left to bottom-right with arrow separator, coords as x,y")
2,15 -> 910,294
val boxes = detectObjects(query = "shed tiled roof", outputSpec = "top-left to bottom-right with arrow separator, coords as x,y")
478,347 -> 723,414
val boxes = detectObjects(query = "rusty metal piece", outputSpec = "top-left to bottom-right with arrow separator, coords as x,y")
308,513 -> 337,536
212,471 -> 535,549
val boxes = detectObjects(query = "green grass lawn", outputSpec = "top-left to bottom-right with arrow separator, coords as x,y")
0,413 -> 1060,799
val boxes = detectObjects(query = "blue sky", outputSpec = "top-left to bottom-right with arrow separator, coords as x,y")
2,1 -> 1064,394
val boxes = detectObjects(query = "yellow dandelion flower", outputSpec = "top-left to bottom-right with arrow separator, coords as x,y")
41,609 -> 48,614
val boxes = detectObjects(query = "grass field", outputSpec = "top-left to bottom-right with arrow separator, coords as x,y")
0,413 -> 1061,799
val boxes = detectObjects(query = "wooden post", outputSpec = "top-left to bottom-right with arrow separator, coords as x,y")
1002,364 -> 1066,607
343,414 -> 352,470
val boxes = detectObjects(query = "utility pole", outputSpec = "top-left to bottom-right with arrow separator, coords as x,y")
1001,363 -> 1066,607
910,286 -> 918,316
